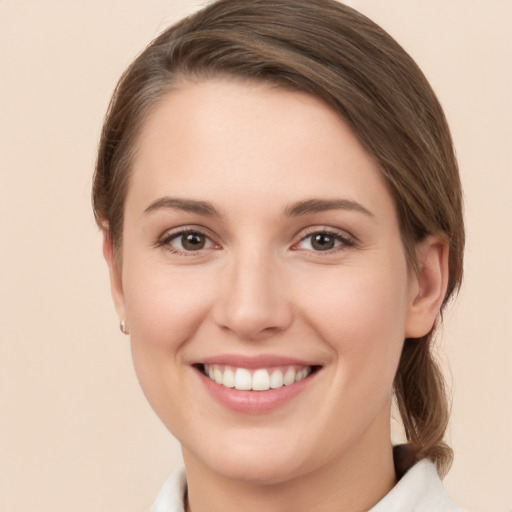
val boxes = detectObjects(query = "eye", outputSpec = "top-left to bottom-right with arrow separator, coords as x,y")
294,230 -> 355,252
159,229 -> 218,254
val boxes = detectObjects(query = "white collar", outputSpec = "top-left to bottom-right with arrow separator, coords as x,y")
368,459 -> 464,511
150,459 -> 465,512
150,466 -> 187,512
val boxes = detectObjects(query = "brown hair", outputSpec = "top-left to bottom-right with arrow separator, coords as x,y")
93,0 -> 464,476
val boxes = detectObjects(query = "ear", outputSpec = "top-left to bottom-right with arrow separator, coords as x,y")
405,235 -> 449,338
103,232 -> 127,325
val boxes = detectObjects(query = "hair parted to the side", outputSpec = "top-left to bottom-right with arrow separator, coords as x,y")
93,0 -> 464,476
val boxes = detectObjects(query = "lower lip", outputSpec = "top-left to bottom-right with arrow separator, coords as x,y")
196,368 -> 317,413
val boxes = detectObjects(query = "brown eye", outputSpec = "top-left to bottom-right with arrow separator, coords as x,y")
311,233 -> 336,251
162,230 -> 216,253
295,230 -> 354,253
181,232 -> 206,250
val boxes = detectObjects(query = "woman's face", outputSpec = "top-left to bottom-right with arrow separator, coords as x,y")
107,79 -> 435,484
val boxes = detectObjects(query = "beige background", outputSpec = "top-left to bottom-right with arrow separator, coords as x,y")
1,1 -> 510,511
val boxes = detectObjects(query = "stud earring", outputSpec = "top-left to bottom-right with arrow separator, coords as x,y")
119,321 -> 129,335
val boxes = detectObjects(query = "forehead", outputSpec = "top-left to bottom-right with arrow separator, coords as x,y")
127,78 -> 395,223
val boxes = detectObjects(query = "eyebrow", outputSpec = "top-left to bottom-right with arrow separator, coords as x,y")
143,196 -> 374,219
144,197 -> 221,217
283,198 -> 374,218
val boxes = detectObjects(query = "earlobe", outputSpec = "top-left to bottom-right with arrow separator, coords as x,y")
405,235 -> 449,338
102,232 -> 127,324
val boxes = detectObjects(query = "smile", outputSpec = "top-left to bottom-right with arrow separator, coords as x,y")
194,356 -> 321,413
202,364 -> 313,391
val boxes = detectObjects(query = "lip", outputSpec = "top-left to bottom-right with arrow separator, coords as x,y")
193,354 -> 321,414
198,353 -> 315,369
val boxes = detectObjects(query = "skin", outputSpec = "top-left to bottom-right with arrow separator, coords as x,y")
104,79 -> 448,512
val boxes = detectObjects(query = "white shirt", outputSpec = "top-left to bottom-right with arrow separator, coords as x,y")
150,459 -> 467,512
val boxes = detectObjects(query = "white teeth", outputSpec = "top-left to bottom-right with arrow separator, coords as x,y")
270,370 -> 284,389
223,368 -> 235,388
295,368 -> 310,381
203,364 -> 312,391
283,368 -> 296,386
234,368 -> 252,390
214,367 -> 223,384
252,369 -> 270,391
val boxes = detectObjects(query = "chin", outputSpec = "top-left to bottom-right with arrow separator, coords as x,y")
184,434 -> 313,486
214,456 -> 308,486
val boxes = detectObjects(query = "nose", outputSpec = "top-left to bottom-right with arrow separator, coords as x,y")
213,249 -> 293,341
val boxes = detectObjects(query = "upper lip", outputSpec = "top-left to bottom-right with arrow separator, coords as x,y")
196,354 -> 319,369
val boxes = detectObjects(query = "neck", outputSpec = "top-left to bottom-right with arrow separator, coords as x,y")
183,421 -> 397,512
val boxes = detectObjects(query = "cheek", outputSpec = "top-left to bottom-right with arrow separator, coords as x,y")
123,261 -> 214,350
120,257 -> 216,419
292,261 -> 409,454
297,259 -> 409,379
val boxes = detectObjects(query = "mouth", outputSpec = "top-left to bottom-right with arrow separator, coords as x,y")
195,363 -> 321,391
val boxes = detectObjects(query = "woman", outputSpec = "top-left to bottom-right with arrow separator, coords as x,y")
93,0 -> 466,510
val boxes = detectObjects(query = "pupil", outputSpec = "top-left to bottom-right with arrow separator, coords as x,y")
183,233 -> 205,250
312,233 -> 334,251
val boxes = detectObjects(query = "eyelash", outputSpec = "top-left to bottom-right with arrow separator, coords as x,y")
156,227 -> 219,256
293,227 -> 356,253
156,226 -> 356,256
